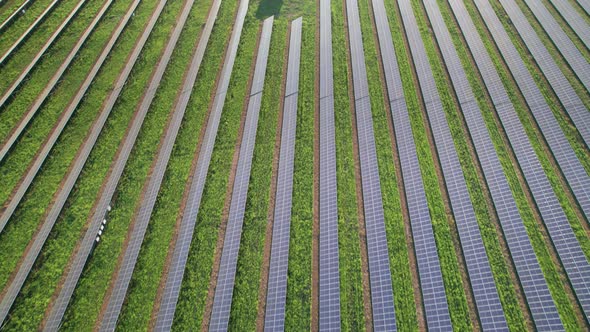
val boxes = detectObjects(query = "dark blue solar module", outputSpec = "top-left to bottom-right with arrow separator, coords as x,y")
422,0 -> 510,330
471,0 -> 590,323
396,0 -> 458,329
209,16 -> 274,332
148,0 -> 221,330
95,0 -> 220,329
501,0 -> 590,147
263,17 -> 302,332
40,0 -> 177,329
318,0 -> 341,329
346,0 -> 396,329
0,0 -> 142,325
547,0 -> 590,50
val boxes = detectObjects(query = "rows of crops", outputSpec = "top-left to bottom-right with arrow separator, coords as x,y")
0,0 -> 589,330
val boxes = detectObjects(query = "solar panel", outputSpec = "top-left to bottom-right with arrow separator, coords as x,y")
0,0 -> 60,65
345,0 -> 397,329
471,0 -> 590,322
208,16 -> 274,332
263,16 -> 302,332
421,0 -> 510,329
39,0 -> 177,329
501,0 -> 590,148
0,0 -> 34,33
0,0 -> 86,108
0,0 -> 142,325
318,0 -> 341,329
395,0 -> 458,329
575,0 -> 590,16
547,0 -> 590,50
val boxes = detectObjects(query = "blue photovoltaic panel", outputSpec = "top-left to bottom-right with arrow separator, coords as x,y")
148,0 -> 221,329
346,0 -> 396,329
318,0 -> 341,329
209,16 -> 274,332
422,0 -> 509,330
154,0 -> 249,326
40,0 -> 175,329
0,0 -> 142,325
472,0 -> 590,323
547,0 -> 590,50
396,0 -> 456,329
263,16 -> 302,332
502,0 -> 590,148
575,0 -> 590,15
95,0 -> 221,329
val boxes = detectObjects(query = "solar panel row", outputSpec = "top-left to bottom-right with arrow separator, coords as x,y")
345,0 -> 397,330
209,16 -> 274,332
152,0 -> 249,329
40,0 -> 174,329
503,0 -> 590,147
0,0 -> 113,163
575,0 -> 590,16
472,0 -> 590,322
0,0 -> 142,325
396,0 -> 456,329
145,0 -> 221,330
318,0 -> 341,329
0,0 -> 35,33
449,0 -> 568,329
0,0 -> 85,108
0,0 -> 60,65
421,0 -> 509,330
547,0 -> 590,50
95,2 -> 219,331
263,16 -> 302,332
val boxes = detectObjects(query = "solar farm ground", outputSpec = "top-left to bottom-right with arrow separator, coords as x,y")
0,0 -> 589,330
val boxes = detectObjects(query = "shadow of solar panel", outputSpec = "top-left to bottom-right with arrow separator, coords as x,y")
209,16 -> 274,332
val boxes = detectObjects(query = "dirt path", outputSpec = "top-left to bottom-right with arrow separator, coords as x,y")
200,21 -> 263,331
255,21 -> 290,332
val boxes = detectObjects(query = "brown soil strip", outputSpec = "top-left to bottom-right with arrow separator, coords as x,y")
364,0 -> 426,329
255,22 -> 290,332
341,0 -> 373,329
466,1 -> 588,327
200,22 -> 263,331
147,0 -> 218,326
311,4 -> 320,330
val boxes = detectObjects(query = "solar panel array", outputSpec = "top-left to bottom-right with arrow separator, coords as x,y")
449,0 -> 568,329
145,0 -> 220,329
345,0 -> 397,329
0,0 -> 34,33
396,0 -> 457,329
548,0 -> 590,50
0,0 -> 86,108
318,0 -> 341,329
263,16 -> 302,332
41,0 -> 173,329
472,0 -> 590,322
0,0 -> 60,65
0,0 -> 112,163
152,0 -> 249,329
421,0 -> 510,330
503,0 -> 590,147
0,0 -> 142,325
95,2 -> 215,331
575,0 -> 590,16
209,16 -> 274,332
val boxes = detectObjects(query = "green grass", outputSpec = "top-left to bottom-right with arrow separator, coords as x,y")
0,0 -> 57,52
355,0 -> 419,329
0,0 -> 170,328
332,0 -> 367,329
284,4 -> 315,330
0,0 -> 133,291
